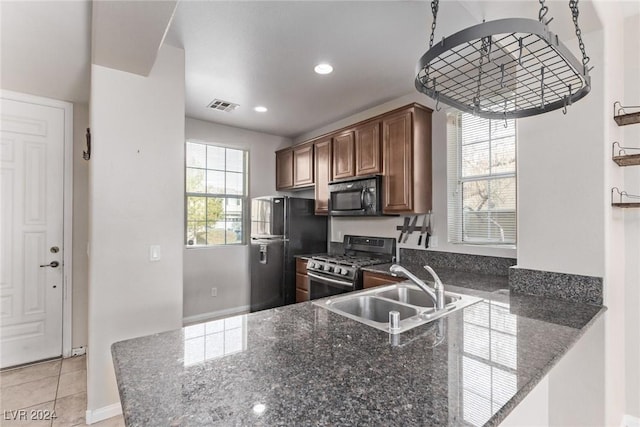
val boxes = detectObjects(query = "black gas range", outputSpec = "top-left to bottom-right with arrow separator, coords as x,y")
306,235 -> 396,300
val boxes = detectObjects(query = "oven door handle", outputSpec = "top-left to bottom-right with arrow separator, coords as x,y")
307,272 -> 354,290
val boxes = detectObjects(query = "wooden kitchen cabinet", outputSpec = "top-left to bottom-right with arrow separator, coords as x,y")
382,105 -> 432,214
293,142 -> 314,187
295,258 -> 309,302
275,103 -> 432,214
314,138 -> 332,215
276,143 -> 314,190
362,271 -> 404,289
355,120 -> 381,176
276,148 -> 293,190
332,130 -> 355,180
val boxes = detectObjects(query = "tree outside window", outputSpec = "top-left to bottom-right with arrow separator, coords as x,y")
185,142 -> 247,246
448,113 -> 517,245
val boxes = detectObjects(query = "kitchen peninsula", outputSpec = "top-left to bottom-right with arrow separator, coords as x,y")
112,269 -> 604,426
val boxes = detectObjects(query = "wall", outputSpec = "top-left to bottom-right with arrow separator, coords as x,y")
623,13 -> 640,420
295,92 -> 517,259
183,118 -> 291,322
86,44 -> 185,419
516,29 -> 605,278
72,102 -> 89,348
517,7 -> 640,423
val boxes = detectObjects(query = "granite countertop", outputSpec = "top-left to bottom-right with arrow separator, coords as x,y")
112,271 -> 604,427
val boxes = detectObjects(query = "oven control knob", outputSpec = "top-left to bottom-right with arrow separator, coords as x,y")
324,265 -> 332,272
340,268 -> 349,276
308,262 -> 315,269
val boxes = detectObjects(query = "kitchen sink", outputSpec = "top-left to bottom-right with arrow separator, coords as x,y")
329,296 -> 419,323
375,287 -> 458,308
313,283 -> 482,334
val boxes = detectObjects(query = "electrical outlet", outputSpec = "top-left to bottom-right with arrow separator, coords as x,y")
211,287 -> 217,297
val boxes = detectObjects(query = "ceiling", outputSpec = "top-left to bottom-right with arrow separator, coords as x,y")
0,0 -> 91,103
3,0 -> 635,137
165,0 -> 610,138
165,1 -> 482,138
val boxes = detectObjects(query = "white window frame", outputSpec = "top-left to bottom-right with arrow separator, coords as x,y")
184,141 -> 248,247
447,112 -> 517,246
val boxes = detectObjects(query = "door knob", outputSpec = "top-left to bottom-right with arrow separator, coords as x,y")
39,261 -> 60,268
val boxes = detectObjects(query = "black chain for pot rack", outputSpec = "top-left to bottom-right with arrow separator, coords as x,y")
415,0 -> 591,119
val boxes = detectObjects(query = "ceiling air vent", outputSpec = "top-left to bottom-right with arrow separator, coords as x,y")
206,99 -> 240,112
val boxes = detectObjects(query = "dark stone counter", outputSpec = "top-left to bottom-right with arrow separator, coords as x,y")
113,264 -> 604,426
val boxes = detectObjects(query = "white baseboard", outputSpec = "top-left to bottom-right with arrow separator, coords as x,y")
623,415 -> 640,427
85,403 -> 122,425
183,305 -> 250,325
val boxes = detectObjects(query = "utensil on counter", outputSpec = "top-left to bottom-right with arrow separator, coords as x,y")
417,214 -> 428,246
403,216 -> 419,243
398,217 -> 410,242
425,211 -> 432,248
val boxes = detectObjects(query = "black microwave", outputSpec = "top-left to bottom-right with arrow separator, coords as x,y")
328,175 -> 382,216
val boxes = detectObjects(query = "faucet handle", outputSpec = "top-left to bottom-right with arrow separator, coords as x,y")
389,311 -> 401,331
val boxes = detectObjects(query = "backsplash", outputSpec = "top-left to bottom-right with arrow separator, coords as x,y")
329,241 -> 344,255
399,249 -> 517,276
509,267 -> 603,306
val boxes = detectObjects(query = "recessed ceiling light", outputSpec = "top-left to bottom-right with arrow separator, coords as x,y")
314,63 -> 333,75
254,106 -> 268,113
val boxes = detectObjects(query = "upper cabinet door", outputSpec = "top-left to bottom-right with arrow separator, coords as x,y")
276,148 -> 293,190
314,138 -> 332,215
355,120 -> 381,176
382,111 -> 413,213
332,131 -> 355,181
293,143 -> 314,187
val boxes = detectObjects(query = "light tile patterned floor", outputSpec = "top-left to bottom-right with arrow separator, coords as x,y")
0,356 -> 124,427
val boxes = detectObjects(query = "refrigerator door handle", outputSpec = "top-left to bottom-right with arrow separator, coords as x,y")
259,244 -> 268,264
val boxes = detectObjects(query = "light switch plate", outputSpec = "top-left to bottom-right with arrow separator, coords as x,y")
149,245 -> 161,261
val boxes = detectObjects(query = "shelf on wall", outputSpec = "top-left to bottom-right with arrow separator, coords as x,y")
613,102 -> 640,126
613,154 -> 640,166
611,202 -> 640,208
612,142 -> 640,166
611,187 -> 640,208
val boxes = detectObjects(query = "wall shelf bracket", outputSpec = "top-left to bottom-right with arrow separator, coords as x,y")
612,142 -> 640,166
613,102 -> 640,126
611,187 -> 640,208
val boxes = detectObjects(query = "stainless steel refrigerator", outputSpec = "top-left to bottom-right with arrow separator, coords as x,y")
250,196 -> 327,312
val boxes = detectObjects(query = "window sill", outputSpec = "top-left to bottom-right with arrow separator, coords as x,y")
457,243 -> 516,250
185,244 -> 247,249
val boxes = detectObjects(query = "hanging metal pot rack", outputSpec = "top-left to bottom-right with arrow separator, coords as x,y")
415,0 -> 592,119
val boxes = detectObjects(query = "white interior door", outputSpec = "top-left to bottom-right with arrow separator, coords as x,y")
1,97 -> 65,368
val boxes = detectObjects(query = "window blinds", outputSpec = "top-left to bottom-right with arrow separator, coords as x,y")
447,112 -> 517,245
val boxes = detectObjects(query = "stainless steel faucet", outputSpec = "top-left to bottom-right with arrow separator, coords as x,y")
389,264 -> 445,310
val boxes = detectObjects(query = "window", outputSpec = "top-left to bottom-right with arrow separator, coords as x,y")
447,112 -> 516,245
185,142 -> 247,246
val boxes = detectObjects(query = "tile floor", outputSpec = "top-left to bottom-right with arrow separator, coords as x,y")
0,356 -> 124,427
